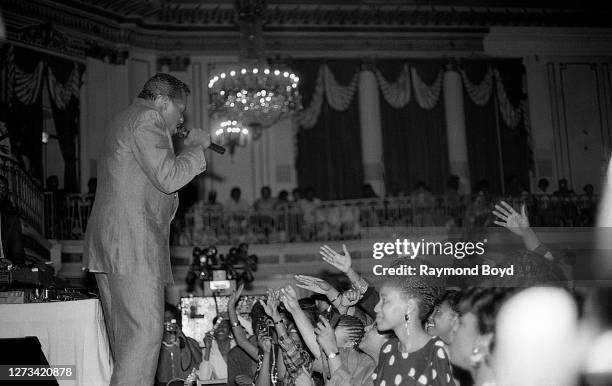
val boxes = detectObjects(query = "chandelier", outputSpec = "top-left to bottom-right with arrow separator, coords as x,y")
214,120 -> 249,155
208,0 -> 301,134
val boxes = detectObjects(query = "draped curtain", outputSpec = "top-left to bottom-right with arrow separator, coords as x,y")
460,59 -> 530,194
376,59 -> 449,195
294,57 -> 530,200
496,60 -> 531,194
461,60 -> 503,194
2,45 -> 83,192
294,60 -> 363,200
4,46 -> 44,182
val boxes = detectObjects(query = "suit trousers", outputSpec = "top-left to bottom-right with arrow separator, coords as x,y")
96,273 -> 165,386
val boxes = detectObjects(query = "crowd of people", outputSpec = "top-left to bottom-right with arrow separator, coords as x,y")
170,176 -> 598,246
156,199 -> 610,386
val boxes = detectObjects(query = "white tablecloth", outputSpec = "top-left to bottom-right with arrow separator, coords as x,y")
0,299 -> 112,386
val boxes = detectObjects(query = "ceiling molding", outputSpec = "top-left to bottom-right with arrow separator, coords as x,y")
2,0 -> 610,58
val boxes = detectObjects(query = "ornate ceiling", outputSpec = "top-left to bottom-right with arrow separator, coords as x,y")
2,0 -> 611,60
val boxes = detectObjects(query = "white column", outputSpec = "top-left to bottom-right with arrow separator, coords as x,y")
358,70 -> 385,197
443,69 -> 471,193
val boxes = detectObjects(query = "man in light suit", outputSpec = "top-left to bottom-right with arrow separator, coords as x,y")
83,73 -> 211,385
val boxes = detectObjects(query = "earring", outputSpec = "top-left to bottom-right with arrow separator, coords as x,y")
404,313 -> 411,336
470,346 -> 484,367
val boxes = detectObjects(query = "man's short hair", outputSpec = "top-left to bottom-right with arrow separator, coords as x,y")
138,73 -> 190,101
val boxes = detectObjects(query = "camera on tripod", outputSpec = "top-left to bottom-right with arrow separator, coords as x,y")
186,244 -> 258,296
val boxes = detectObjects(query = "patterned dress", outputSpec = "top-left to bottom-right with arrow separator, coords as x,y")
372,337 -> 454,386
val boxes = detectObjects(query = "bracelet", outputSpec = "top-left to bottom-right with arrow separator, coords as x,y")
231,321 -> 240,328
329,292 -> 341,304
353,278 -> 369,294
274,319 -> 284,325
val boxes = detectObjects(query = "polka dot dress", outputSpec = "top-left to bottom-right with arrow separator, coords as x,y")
371,337 -> 454,386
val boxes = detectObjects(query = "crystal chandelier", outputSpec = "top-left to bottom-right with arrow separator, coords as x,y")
208,0 -> 301,134
214,120 -> 249,155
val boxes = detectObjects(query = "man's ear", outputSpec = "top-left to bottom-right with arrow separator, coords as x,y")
154,95 -> 170,110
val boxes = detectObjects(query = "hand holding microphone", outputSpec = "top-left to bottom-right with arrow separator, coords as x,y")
182,127 -> 226,155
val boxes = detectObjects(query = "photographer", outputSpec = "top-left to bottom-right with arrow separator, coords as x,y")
155,303 -> 202,386
198,314 -> 235,381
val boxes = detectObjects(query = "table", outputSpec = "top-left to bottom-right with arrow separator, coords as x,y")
0,299 -> 112,386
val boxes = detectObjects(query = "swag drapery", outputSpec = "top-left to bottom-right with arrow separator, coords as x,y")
374,59 -> 449,195
293,58 -> 530,198
460,59 -> 531,194
2,45 -> 83,192
293,60 -> 363,200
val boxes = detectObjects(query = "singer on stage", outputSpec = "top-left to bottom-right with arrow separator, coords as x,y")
83,73 -> 211,386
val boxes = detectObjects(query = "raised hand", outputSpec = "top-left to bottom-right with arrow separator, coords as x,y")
260,289 -> 281,320
294,275 -> 332,295
259,336 -> 273,353
319,244 -> 352,273
228,283 -> 245,308
279,285 -> 300,314
340,289 -> 361,307
314,315 -> 337,354
203,332 -> 213,349
492,201 -> 530,236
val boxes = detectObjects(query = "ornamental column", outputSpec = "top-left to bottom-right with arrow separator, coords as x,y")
358,68 -> 385,197
443,63 -> 471,193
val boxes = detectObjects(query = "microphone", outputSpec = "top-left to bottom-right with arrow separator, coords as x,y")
209,142 -> 226,155
176,123 -> 226,155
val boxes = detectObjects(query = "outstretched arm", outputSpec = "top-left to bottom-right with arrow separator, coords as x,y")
314,316 -> 343,377
227,284 -> 259,360
320,245 -> 369,294
280,285 -> 322,359
492,201 -> 554,261
255,337 -> 272,386
293,275 -> 349,314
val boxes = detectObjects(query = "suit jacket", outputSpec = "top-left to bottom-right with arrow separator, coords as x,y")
83,98 -> 206,283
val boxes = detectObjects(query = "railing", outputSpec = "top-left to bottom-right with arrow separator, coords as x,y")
0,154 -> 44,233
44,192 -> 95,240
47,192 -> 599,243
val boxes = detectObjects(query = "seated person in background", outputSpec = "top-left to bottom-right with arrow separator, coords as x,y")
188,190 -> 222,245
253,186 -> 277,241
155,303 -> 202,386
254,186 -> 277,212
199,314 -> 235,381
536,178 -> 549,195
553,178 -> 575,197
225,187 -> 250,213
410,181 -> 435,226
0,176 -> 25,267
299,187 -> 322,241
225,187 -> 250,240
275,190 -> 291,211
291,187 -> 303,203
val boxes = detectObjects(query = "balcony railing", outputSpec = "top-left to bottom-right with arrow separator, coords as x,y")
46,192 -> 598,243
0,154 -> 44,233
